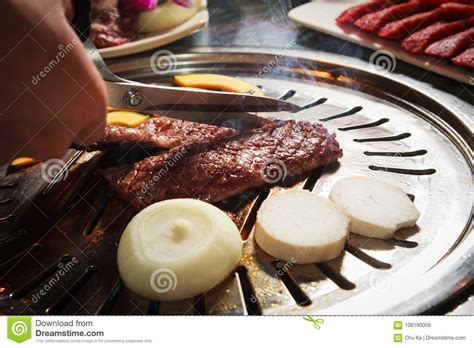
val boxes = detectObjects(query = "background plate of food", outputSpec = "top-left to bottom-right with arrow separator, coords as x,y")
289,0 -> 473,84
92,0 -> 209,58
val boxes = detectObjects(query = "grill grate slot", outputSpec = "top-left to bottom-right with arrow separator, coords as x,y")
235,266 -> 262,315
369,166 -> 436,176
272,261 -> 311,306
339,118 -> 389,131
364,150 -> 427,157
354,133 -> 411,143
238,189 -> 270,241
0,214 -> 15,224
96,279 -> 124,315
0,182 -> 18,190
278,90 -> 296,100
0,243 -> 41,271
0,229 -> 26,247
0,198 -> 13,205
45,265 -> 97,314
320,106 -> 362,121
83,194 -> 111,236
344,244 -> 391,270
315,262 -> 356,290
384,238 -> 418,248
10,254 -> 72,299
302,166 -> 325,191
300,98 -> 328,111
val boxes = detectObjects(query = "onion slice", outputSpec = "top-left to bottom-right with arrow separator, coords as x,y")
117,199 -> 242,301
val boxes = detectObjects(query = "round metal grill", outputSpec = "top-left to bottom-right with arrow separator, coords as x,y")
0,48 -> 472,315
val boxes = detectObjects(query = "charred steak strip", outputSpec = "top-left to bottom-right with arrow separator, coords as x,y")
104,121 -> 342,210
92,116 -> 239,149
425,27 -> 474,58
401,17 -> 474,53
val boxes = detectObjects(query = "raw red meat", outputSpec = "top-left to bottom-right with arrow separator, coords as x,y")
354,1 -> 431,33
379,3 -> 474,40
439,2 -> 474,20
336,0 -> 398,25
378,10 -> 441,39
452,47 -> 474,68
401,17 -> 474,53
425,27 -> 474,57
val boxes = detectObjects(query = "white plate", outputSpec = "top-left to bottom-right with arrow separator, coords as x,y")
289,1 -> 472,84
98,9 -> 209,58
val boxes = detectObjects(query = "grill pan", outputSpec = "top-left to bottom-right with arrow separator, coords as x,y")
0,48 -> 472,315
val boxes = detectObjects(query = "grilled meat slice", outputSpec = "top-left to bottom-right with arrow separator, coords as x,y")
401,17 -> 474,53
92,116 -> 239,149
104,120 -> 343,210
425,27 -> 474,57
452,47 -> 474,68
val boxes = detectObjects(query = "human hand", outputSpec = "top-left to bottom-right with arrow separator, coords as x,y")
0,0 -> 106,164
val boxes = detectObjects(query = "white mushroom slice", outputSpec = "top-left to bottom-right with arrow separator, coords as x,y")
117,199 -> 242,301
255,190 -> 349,264
329,176 -> 420,239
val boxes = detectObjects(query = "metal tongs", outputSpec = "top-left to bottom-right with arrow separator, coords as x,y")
84,39 -> 301,127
